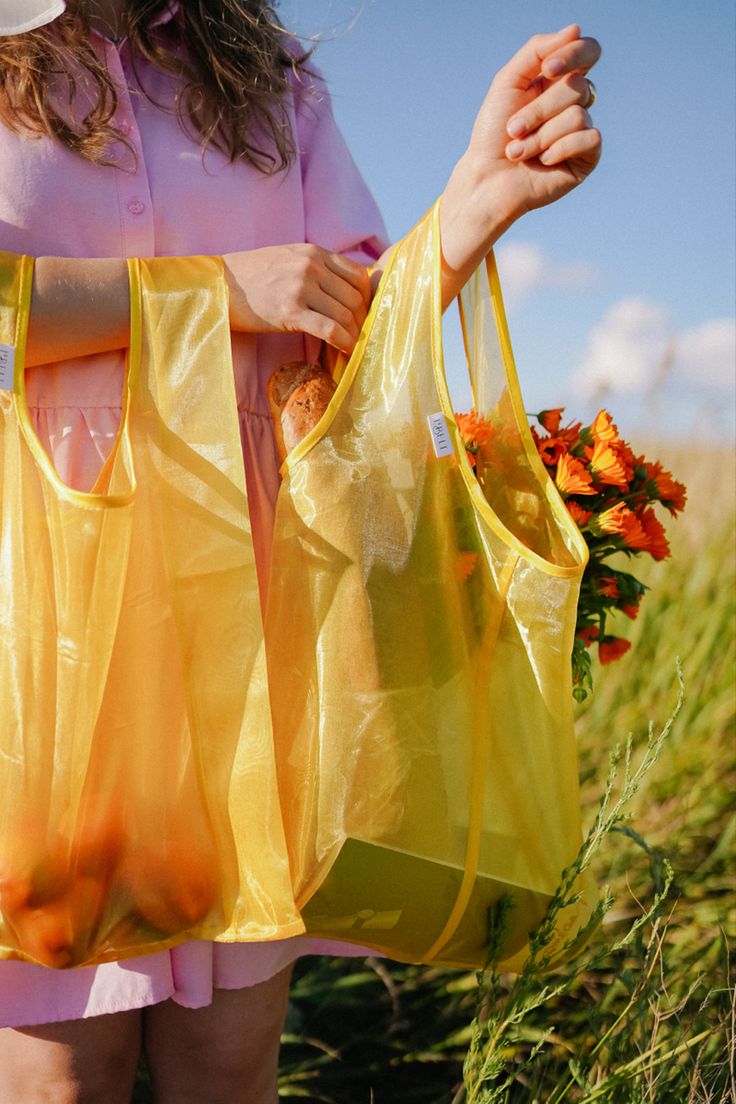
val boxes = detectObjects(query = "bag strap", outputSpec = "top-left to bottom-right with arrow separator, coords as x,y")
0,250 -> 137,508
0,250 -> 33,390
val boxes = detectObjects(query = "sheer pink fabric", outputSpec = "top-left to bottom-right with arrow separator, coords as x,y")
0,8 -> 389,1026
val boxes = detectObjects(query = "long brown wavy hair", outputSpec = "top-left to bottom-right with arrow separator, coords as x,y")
0,1 -> 311,172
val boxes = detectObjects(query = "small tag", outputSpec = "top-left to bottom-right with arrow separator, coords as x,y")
0,344 -> 15,391
427,411 -> 454,458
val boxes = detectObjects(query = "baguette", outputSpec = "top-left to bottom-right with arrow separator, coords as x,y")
267,361 -> 336,464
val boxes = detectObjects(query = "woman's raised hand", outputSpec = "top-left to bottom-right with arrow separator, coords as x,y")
471,24 -> 602,218
223,244 -> 371,354
439,25 -> 601,295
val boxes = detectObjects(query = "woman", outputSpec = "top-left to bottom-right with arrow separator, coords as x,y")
0,2 -> 601,1101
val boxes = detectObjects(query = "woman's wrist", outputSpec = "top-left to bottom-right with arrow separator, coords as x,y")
438,152 -> 517,307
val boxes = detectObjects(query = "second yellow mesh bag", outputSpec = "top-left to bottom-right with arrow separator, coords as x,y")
267,205 -> 594,969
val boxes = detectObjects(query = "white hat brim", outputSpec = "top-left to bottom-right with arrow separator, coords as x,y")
0,1 -> 66,35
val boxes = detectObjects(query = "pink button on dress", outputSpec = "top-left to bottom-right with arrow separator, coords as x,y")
0,9 -> 389,1027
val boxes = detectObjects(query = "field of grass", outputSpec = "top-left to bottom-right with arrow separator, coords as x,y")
133,442 -> 735,1103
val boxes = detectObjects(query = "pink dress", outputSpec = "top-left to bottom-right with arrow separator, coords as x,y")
0,7 -> 388,1027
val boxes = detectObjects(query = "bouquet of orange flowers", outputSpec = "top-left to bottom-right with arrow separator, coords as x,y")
456,406 -> 687,701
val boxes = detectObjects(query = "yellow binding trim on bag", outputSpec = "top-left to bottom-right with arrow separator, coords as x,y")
13,256 -> 139,510
485,252 -> 589,570
422,551 -> 518,962
430,201 -> 586,578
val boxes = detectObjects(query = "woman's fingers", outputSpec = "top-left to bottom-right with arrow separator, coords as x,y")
506,104 -> 592,162
541,35 -> 602,80
324,252 -> 372,305
494,24 -> 581,91
300,308 -> 357,355
311,251 -> 371,351
507,72 -> 593,139
537,125 -> 602,172
306,286 -> 363,351
319,263 -> 369,318
316,254 -> 370,350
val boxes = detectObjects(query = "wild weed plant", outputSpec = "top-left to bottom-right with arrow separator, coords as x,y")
457,668 -> 721,1103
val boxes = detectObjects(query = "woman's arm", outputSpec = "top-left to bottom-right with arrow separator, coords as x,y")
441,25 -> 601,303
376,25 -> 602,309
27,257 -> 130,367
26,245 -> 371,367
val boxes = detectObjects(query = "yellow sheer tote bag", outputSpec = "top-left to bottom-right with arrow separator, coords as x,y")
0,253 -> 302,968
266,205 -> 594,970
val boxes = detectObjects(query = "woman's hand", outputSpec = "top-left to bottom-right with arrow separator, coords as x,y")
438,24 -> 601,300
469,23 -> 601,219
223,244 -> 371,355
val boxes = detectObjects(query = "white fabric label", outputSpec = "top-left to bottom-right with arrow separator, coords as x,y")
427,411 -> 454,458
0,344 -> 15,391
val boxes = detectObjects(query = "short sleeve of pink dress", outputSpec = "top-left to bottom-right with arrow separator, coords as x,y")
0,17 -> 389,1027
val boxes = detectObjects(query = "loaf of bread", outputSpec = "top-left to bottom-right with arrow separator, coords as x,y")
267,361 -> 336,464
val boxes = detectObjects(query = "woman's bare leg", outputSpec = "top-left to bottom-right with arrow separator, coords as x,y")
143,964 -> 294,1104
0,1009 -> 142,1104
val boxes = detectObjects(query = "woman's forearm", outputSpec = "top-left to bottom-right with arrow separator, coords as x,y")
26,245 -> 373,366
373,154 -> 514,312
437,152 -> 515,308
26,256 -> 130,367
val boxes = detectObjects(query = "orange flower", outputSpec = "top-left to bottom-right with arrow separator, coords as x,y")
620,602 -> 640,620
567,501 -> 593,527
597,576 -> 619,598
456,551 -> 479,581
653,470 -> 687,516
616,440 -> 637,483
538,408 -> 564,434
576,624 -> 599,644
639,506 -> 671,560
538,436 -> 570,467
558,420 -> 583,449
586,440 -> 630,487
555,452 -> 596,496
455,409 -> 493,449
619,509 -> 650,551
599,636 -> 631,665
589,409 -> 620,444
592,502 -> 630,536
465,449 -> 477,469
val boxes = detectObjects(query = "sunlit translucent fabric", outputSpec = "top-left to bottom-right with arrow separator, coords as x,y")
0,252 -> 302,969
266,204 -> 594,969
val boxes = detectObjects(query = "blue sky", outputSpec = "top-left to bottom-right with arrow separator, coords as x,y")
280,0 -> 735,442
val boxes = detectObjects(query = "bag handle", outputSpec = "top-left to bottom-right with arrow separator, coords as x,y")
427,204 -> 588,577
0,251 -> 139,509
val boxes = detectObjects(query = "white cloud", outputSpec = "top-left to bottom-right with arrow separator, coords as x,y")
573,298 -> 736,399
676,318 -> 735,391
572,297 -> 671,396
494,241 -> 600,311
